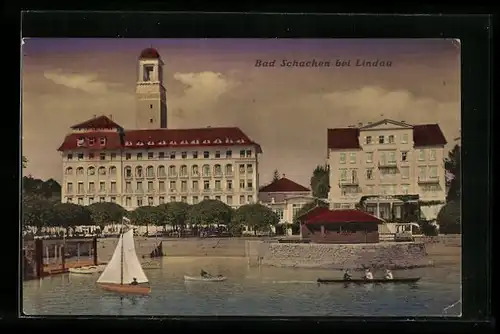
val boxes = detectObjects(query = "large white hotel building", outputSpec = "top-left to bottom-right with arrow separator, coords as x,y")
57,48 -> 261,210
327,119 -> 448,220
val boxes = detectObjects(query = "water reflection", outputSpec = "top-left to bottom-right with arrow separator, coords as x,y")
23,257 -> 461,317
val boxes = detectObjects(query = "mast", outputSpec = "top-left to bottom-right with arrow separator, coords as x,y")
120,217 -> 124,285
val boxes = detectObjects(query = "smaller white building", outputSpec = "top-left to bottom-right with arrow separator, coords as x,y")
258,175 -> 315,236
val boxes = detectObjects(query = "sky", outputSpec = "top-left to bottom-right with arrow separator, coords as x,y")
21,38 -> 461,187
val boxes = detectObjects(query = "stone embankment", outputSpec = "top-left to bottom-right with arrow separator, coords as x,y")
246,241 -> 430,270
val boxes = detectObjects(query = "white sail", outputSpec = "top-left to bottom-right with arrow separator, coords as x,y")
97,230 -> 149,284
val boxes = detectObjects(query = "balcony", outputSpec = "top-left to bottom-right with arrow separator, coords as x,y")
214,172 -> 223,178
146,189 -> 155,194
246,187 -> 254,192
191,173 -> 200,179
339,178 -> 359,186
124,175 -> 133,180
135,174 -> 144,180
214,187 -> 223,193
179,173 -> 189,179
146,174 -> 155,179
418,176 -> 440,184
225,171 -> 234,177
378,161 -> 398,168
203,188 -> 211,193
202,173 -> 211,178
169,188 -> 177,193
157,173 -> 167,179
168,173 -> 177,178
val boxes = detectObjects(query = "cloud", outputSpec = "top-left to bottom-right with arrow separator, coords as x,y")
43,69 -> 122,94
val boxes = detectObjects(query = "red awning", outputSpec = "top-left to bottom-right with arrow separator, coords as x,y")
305,209 -> 383,225
297,206 -> 331,222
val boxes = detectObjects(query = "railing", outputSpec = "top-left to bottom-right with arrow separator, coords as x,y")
378,161 -> 397,168
417,176 -> 440,184
339,178 -> 359,186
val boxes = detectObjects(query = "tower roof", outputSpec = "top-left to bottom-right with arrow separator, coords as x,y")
139,48 -> 161,59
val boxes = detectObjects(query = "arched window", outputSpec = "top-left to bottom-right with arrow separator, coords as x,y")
168,166 -> 176,176
191,165 -> 199,176
202,164 -> 210,177
214,164 -> 222,176
180,165 -> 188,176
225,164 -> 233,176
65,167 -> 73,175
98,166 -> 106,176
136,166 -> 143,178
109,166 -> 117,175
76,167 -> 84,175
124,166 -> 132,178
157,165 -> 166,177
88,166 -> 95,176
146,166 -> 154,178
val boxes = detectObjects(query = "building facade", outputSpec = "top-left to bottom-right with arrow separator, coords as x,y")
258,175 -> 314,236
327,119 -> 447,221
57,48 -> 262,210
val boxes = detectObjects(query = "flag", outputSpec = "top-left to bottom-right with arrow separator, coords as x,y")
117,126 -> 126,147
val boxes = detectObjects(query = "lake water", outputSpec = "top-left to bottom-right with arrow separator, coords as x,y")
22,257 -> 461,317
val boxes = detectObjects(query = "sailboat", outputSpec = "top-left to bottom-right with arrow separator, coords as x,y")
96,217 -> 151,295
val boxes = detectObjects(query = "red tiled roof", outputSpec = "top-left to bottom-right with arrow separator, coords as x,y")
259,177 -> 310,193
305,209 -> 383,224
70,116 -> 122,130
297,206 -> 331,222
327,128 -> 361,149
413,124 -> 447,147
327,123 -> 447,149
57,127 -> 262,152
139,48 -> 160,59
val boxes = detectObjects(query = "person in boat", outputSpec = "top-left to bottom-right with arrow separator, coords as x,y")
130,277 -> 138,285
343,269 -> 352,280
200,269 -> 211,278
363,269 -> 374,280
384,269 -> 394,280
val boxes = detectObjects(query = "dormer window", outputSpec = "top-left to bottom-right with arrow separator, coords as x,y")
366,136 -> 372,144
125,141 -> 132,146
137,141 -> 144,146
143,65 -> 154,82
180,140 -> 188,145
378,135 -> 385,144
169,140 -> 177,145
214,139 -> 222,144
202,139 -> 210,144
88,137 -> 95,145
147,141 -> 155,145
77,137 -> 85,147
99,137 -> 106,145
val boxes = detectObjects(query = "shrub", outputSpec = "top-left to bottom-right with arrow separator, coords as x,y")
436,201 -> 461,234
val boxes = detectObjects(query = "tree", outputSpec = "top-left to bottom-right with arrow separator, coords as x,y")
436,201 -> 461,234
128,206 -> 164,235
22,156 -> 28,169
23,176 -> 61,201
51,203 -> 92,235
272,169 -> 281,182
232,204 -> 279,235
157,202 -> 190,232
445,144 -> 461,202
293,198 -> 329,224
22,197 -> 55,231
310,165 -> 330,199
87,202 -> 126,228
186,199 -> 233,227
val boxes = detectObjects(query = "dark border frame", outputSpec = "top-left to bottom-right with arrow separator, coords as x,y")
5,10 -> 494,333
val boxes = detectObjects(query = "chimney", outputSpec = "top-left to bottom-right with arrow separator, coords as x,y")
93,114 -> 97,118
282,173 -> 286,179
358,122 -> 363,127
109,114 -> 113,120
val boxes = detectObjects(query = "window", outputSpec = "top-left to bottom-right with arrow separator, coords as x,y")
89,153 -> 95,160
340,169 -> 347,181
158,165 -> 166,176
339,153 -> 346,164
429,166 -> 438,178
292,204 -> 302,220
159,181 -> 165,191
401,134 -> 408,144
202,165 -> 210,176
203,196 -> 209,201
181,196 -> 187,203
181,152 -> 187,159
148,197 -> 154,206
349,153 -> 356,164
240,150 -> 245,158
192,151 -> 198,159
159,196 -> 165,204
225,164 -> 233,176
246,150 -> 252,157
192,165 -> 199,176
401,166 -> 409,179
388,135 -> 395,144
180,165 -> 188,176
110,197 -> 116,203
379,152 -> 387,165
67,154 -> 73,160
214,164 -> 222,176
366,152 -> 373,163
192,180 -> 198,190
170,152 -> 176,159
125,182 -> 132,193
247,180 -> 253,189
109,166 -> 117,175
126,197 -> 132,207
98,167 -> 106,175
203,151 -> 209,159
418,150 -> 425,161
88,182 -> 95,193
65,167 -> 73,175
401,184 -> 409,195
401,151 -> 408,162
170,181 -> 176,191
150,105 -> 153,109
143,65 -> 153,81
388,151 -> 396,163
147,181 -> 154,192
366,169 -> 374,180
136,166 -> 143,178
226,196 -> 233,205
77,182 -> 84,194
126,153 -> 131,160
76,167 -> 84,175
239,180 -> 245,189
215,151 -> 221,158
88,167 -> 95,176
192,196 -> 199,204
226,180 -> 233,190
247,195 -> 253,203
378,135 -> 385,144
89,197 -> 94,205
170,196 -> 176,202
148,152 -> 154,159
419,166 -> 426,179
246,164 -> 253,173
226,150 -> 232,158
239,164 -> 245,174
429,149 -> 437,161
203,180 -> 210,190
99,182 -> 106,192
136,181 -> 143,192
100,153 -> 106,160
156,152 -> 163,159
215,180 -> 221,190
137,197 -> 143,206
274,209 -> 284,220
181,181 -> 187,192
239,195 -> 245,205
137,153 -> 142,160
66,182 -> 73,193
78,153 -> 84,160
366,136 -> 372,144
78,198 -> 84,205
169,166 -> 176,176
110,153 -> 116,160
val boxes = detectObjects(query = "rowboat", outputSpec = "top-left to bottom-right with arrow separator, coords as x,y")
184,275 -> 227,282
317,277 -> 421,284
69,265 -> 105,274
96,217 -> 151,295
